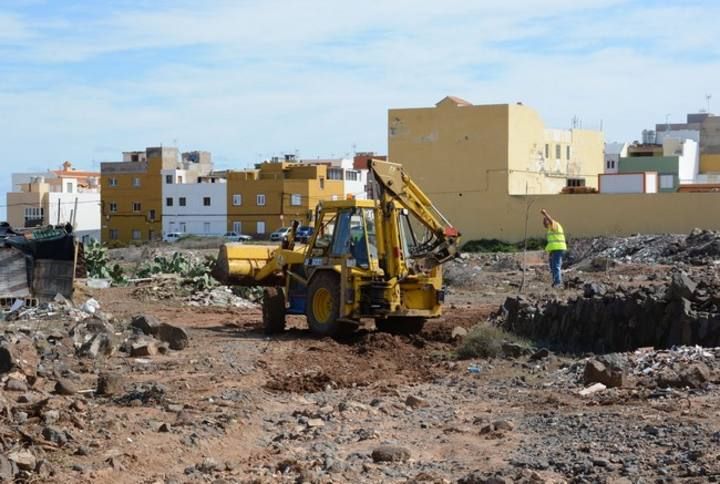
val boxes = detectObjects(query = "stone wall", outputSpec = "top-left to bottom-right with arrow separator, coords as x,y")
500,273 -> 720,353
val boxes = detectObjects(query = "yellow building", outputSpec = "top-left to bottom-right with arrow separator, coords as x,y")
389,96 -> 720,241
100,147 -> 174,244
226,161 -> 343,238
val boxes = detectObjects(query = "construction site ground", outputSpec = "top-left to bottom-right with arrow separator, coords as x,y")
3,243 -> 720,483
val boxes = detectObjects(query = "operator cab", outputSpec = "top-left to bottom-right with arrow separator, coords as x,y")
306,200 -> 379,271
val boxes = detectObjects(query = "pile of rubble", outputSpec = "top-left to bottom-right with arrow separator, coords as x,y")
0,296 -> 189,480
545,346 -> 718,397
568,228 -> 720,266
186,286 -> 258,308
500,271 -> 720,352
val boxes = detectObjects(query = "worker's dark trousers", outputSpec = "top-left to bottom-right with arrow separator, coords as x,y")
549,250 -> 565,287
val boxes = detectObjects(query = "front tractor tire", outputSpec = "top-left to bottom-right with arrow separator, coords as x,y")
375,316 -> 426,335
262,287 -> 286,335
306,272 -> 344,337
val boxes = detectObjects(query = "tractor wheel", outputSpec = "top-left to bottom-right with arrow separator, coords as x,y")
306,272 -> 343,336
375,317 -> 426,335
262,287 -> 286,334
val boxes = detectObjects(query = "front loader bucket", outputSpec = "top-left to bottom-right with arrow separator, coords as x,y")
212,244 -> 278,286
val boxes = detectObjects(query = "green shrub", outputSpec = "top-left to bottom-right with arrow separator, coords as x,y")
461,238 -> 546,253
456,324 -> 528,359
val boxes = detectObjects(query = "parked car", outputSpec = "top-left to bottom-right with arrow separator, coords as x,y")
295,225 -> 314,243
269,227 -> 291,242
223,232 -> 252,242
163,232 -> 185,243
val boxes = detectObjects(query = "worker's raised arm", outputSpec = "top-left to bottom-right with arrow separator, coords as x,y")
540,208 -> 554,224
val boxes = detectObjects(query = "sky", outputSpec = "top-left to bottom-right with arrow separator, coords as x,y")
1,0 -> 720,219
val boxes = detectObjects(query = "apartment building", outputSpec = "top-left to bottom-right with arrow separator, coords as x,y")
388,96 -> 720,240
6,162 -> 101,241
162,170 -> 227,236
299,157 -> 368,199
100,147 -> 212,244
226,161 -> 343,238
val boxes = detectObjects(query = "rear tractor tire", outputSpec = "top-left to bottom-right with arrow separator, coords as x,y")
262,287 -> 286,334
306,272 -> 346,337
375,316 -> 426,335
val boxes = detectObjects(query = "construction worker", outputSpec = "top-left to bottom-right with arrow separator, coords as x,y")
541,208 -> 567,288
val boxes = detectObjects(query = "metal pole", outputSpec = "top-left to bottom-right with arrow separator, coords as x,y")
72,197 -> 79,228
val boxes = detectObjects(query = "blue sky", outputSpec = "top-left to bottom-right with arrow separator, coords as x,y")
1,0 -> 719,219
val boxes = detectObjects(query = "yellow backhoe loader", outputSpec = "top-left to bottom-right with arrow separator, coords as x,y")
212,159 -> 460,336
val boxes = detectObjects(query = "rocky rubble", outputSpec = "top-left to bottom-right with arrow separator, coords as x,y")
568,228 -> 720,266
500,271 -> 720,352
0,296 -> 191,481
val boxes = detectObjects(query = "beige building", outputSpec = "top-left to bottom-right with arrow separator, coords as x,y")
226,161 -> 344,238
389,96 -> 603,198
6,162 -> 101,241
389,96 -> 720,241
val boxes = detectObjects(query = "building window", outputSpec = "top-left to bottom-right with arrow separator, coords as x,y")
66,182 -> 73,193
328,168 -> 343,180
566,146 -> 571,160
659,174 -> 674,189
109,202 -> 118,213
179,222 -> 186,232
320,177 -> 325,190
24,207 -> 44,220
132,202 -> 141,212
566,178 -> 586,188
204,222 -> 211,233
109,177 -> 118,187
544,144 -> 549,159
179,197 -> 186,207
256,194 -> 266,206
177,176 -> 183,183
346,170 -> 359,181
257,221 -> 266,234
148,209 -> 156,221
165,175 -> 173,184
611,160 -> 616,169
290,194 -> 302,206
166,197 -> 173,207
109,229 -> 119,240
203,197 -> 211,206
232,194 -> 242,206
132,229 -> 142,241
132,177 -> 141,187
555,144 -> 561,159
233,221 -> 242,234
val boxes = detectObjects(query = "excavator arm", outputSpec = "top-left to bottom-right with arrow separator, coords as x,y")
368,159 -> 460,269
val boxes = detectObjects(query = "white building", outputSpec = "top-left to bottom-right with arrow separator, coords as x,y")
7,162 -> 101,242
162,169 -> 227,236
665,138 -> 699,183
604,142 -> 628,174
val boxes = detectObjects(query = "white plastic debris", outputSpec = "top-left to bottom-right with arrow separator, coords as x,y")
579,383 -> 607,396
81,298 -> 101,315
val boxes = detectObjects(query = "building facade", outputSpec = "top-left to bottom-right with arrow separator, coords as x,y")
389,96 -> 720,240
6,162 -> 101,241
162,171 -> 227,236
100,147 -> 212,244
225,161 -> 343,238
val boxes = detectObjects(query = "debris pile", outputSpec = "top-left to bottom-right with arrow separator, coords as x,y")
546,346 -> 718,397
0,297 -> 190,481
500,271 -> 720,352
568,228 -> 720,266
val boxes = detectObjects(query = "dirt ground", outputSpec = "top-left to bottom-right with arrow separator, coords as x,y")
5,250 -> 720,483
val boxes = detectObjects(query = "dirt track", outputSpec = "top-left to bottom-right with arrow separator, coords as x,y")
4,250 -> 720,483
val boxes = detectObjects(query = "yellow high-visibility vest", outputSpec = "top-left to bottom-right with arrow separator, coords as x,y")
545,222 -> 567,252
